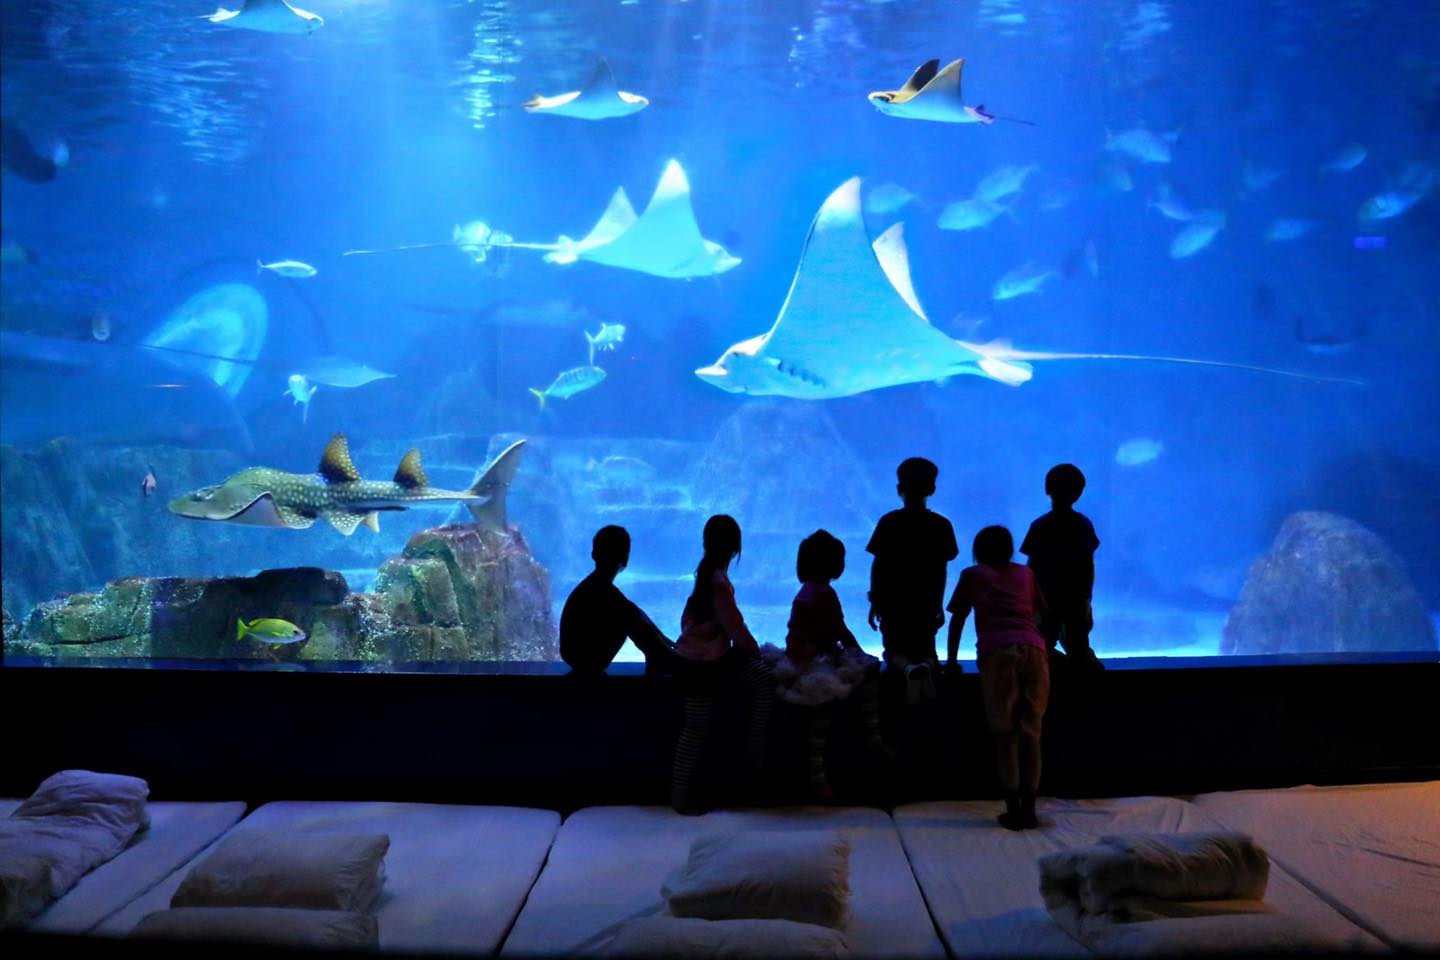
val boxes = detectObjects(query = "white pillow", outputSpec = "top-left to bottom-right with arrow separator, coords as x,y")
663,830 -> 851,928
13,770 -> 150,833
605,916 -> 848,958
133,907 -> 378,949
172,831 -> 389,912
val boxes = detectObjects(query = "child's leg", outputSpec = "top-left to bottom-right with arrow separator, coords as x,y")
740,656 -> 775,765
807,706 -> 835,800
993,731 -> 1020,794
1061,602 -> 1103,668
671,694 -> 714,813
855,676 -> 887,750
1014,645 -> 1052,826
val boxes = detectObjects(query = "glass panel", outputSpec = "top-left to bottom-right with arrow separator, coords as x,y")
2,0 -> 1437,670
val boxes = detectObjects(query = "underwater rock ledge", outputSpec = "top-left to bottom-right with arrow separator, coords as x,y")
11,523 -> 557,663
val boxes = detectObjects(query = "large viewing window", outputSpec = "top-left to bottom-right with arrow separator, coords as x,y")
3,0 -> 1437,670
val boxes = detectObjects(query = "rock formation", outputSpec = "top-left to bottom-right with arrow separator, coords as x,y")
1222,511 -> 1437,655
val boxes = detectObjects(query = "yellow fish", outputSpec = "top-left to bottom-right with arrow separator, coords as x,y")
237,617 -> 307,645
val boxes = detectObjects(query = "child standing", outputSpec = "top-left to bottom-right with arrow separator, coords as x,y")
946,525 -> 1050,830
1020,463 -> 1104,671
763,530 -> 887,802
866,457 -> 959,704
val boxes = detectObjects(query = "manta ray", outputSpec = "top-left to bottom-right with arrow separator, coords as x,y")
869,59 -> 997,124
204,0 -> 323,33
545,159 -> 740,279
170,435 -> 526,535
524,58 -> 649,120
695,178 -> 1362,400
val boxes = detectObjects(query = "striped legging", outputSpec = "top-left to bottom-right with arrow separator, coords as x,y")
670,656 -> 775,806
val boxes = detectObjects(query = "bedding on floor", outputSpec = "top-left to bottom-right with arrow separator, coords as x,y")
131,905 -> 379,949
1,771 -> 151,928
2,785 -> 244,936
894,796 -> 1385,958
100,800 -> 560,956
501,805 -> 944,960
1192,781 -> 1440,950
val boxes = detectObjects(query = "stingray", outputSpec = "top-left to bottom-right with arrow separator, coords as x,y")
523,57 -> 649,120
203,0 -> 323,33
544,159 -> 740,279
868,59 -> 1032,125
695,178 -> 1363,400
143,283 -> 268,397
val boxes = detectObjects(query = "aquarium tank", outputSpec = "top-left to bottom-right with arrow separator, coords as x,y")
2,0 -> 1437,670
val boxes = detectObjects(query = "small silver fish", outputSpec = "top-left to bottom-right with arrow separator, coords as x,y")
1358,190 -> 1424,223
90,311 -> 111,342
973,164 -> 1039,203
1105,127 -> 1177,164
141,467 -> 158,497
992,262 -> 1053,301
257,259 -> 318,279
1148,182 -> 1196,222
864,182 -> 918,216
938,197 -> 1010,231
1169,210 -> 1226,259
286,373 -> 318,424
529,365 -> 606,410
584,323 -> 626,364
1319,143 -> 1367,175
1115,438 -> 1164,467
1265,218 -> 1321,242
1241,157 -> 1282,193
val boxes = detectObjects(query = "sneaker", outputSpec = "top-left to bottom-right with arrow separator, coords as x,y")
905,663 -> 936,706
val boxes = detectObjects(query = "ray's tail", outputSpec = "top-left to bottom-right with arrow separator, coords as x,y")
997,348 -> 1366,386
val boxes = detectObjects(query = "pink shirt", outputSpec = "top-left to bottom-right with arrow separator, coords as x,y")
947,562 -> 1047,656
676,569 -> 759,661
785,582 -> 856,663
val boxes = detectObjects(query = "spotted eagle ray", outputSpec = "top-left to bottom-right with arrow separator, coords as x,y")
524,57 -> 649,120
868,59 -> 1032,125
695,178 -> 1362,400
170,434 -> 526,535
203,0 -> 323,33
544,159 -> 740,279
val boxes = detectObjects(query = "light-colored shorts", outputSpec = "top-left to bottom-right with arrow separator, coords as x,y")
979,643 -> 1050,736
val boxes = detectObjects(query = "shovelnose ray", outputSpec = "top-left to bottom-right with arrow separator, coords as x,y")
695,178 -> 1364,400
869,59 -> 1031,125
170,434 -> 527,535
545,159 -> 740,279
204,0 -> 323,33
524,57 -> 649,120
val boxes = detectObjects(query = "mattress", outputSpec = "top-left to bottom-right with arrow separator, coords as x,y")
501,805 -> 945,959
893,795 -> 1386,958
97,800 -> 561,955
1192,781 -> 1440,950
2,799 -> 247,934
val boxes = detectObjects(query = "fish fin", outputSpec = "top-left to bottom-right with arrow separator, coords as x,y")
237,618 -> 248,641
528,387 -> 546,410
363,511 -> 381,533
327,511 -> 365,536
898,58 -> 941,98
466,439 -> 526,532
393,449 -> 429,489
318,433 -> 361,483
273,504 -> 318,529
585,56 -> 619,95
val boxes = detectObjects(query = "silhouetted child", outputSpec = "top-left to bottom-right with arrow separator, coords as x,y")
669,515 -> 776,814
559,526 -> 675,676
761,530 -> 888,802
866,457 -> 959,704
1020,464 -> 1104,671
947,525 -> 1050,830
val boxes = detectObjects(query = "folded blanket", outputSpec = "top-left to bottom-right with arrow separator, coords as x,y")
133,907 -> 378,949
604,916 -> 848,958
0,770 -> 151,929
663,830 -> 851,928
171,831 -> 389,912
1070,912 -> 1369,957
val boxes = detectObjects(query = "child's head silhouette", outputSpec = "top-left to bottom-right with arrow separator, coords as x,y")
591,525 -> 630,573
972,525 -> 1015,567
1045,463 -> 1086,507
897,457 -> 939,502
702,513 -> 743,564
797,529 -> 846,583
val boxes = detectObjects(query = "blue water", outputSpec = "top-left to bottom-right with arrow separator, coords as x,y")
3,0 -> 1438,664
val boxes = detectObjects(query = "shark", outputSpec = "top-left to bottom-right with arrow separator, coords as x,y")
695,177 -> 1364,400
523,57 -> 649,120
169,434 -> 526,535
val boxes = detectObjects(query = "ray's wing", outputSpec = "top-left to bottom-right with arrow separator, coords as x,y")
547,188 -> 638,262
916,59 -> 964,101
754,178 -> 986,395
582,57 -> 620,97
579,161 -> 719,276
893,59 -> 941,102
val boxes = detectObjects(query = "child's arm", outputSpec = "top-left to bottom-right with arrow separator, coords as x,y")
714,577 -> 759,658
945,574 -> 971,666
867,554 -> 885,631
